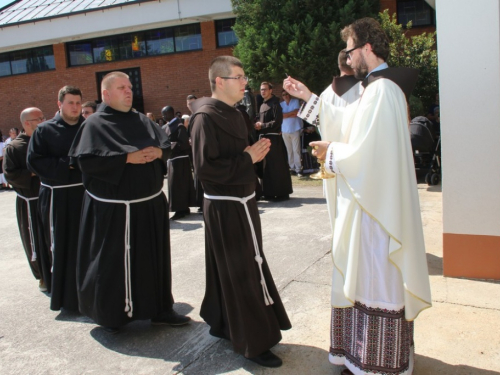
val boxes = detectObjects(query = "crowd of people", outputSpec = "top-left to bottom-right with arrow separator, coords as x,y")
1,17 -> 432,374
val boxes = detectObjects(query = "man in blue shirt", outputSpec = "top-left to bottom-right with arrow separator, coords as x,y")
280,91 -> 303,176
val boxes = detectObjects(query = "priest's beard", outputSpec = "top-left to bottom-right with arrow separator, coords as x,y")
353,55 -> 369,80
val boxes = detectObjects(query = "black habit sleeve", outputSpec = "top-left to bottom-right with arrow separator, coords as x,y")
3,144 -> 32,190
27,126 -> 74,184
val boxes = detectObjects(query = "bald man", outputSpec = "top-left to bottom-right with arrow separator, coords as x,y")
3,108 -> 49,291
69,71 -> 190,333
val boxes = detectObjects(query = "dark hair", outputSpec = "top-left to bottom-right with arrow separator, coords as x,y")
9,127 -> 19,136
58,85 -> 83,102
341,18 -> 390,61
82,101 -> 97,112
260,82 -> 273,90
209,56 -> 244,92
186,94 -> 197,100
338,50 -> 353,74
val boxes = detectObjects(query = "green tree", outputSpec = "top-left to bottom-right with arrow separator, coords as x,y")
379,10 -> 438,117
231,0 -> 379,93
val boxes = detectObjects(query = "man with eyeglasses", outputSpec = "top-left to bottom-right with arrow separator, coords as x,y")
27,85 -> 86,312
3,108 -> 49,292
284,17 -> 431,375
255,82 -> 293,200
190,56 -> 291,368
81,101 -> 97,119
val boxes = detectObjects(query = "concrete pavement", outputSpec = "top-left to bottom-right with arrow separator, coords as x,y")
0,180 -> 499,374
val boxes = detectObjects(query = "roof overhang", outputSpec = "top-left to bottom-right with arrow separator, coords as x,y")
0,0 -> 234,53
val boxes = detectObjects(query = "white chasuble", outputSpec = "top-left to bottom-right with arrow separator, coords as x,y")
299,78 -> 431,321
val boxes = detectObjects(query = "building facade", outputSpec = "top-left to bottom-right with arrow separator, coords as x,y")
0,0 -> 436,133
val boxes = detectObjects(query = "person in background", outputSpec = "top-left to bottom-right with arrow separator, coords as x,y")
255,82 -> 292,201
3,108 -> 48,291
81,101 -> 97,119
27,85 -> 86,312
280,90 -> 303,177
146,112 -> 158,125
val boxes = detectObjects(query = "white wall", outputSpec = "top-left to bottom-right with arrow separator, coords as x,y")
0,0 -> 233,52
437,0 -> 500,235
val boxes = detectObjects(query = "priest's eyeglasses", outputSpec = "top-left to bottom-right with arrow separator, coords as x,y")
26,117 -> 45,122
345,46 -> 362,60
220,75 -> 249,83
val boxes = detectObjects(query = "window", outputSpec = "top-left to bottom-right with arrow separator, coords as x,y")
216,18 -> 238,47
0,46 -> 55,77
67,23 -> 202,66
146,29 -> 174,55
0,54 -> 11,77
68,42 -> 93,66
397,0 -> 435,27
175,24 -> 202,52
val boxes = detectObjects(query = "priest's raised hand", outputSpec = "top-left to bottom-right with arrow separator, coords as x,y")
283,76 -> 312,102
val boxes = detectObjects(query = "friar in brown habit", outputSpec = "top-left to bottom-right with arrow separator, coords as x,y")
190,56 -> 291,368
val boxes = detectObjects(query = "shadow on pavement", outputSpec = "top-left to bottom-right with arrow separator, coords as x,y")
169,222 -> 203,231
415,355 -> 500,374
427,253 -> 443,276
258,196 -> 326,208
181,340 -> 332,375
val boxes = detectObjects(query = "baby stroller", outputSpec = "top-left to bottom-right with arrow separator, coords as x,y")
301,121 -> 321,174
410,116 -> 441,185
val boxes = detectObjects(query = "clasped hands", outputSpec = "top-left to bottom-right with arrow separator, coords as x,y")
245,138 -> 271,163
127,146 -> 162,164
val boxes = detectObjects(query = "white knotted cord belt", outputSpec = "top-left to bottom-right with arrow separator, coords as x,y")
86,189 -> 163,318
41,182 -> 84,271
258,133 -> 281,139
16,193 -> 39,261
203,192 -> 274,306
168,155 -> 189,163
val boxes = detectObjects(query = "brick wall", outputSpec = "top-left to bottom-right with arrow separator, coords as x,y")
0,21 -> 232,135
0,3 -> 437,136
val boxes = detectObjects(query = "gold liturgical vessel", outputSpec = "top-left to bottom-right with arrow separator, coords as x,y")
309,146 -> 335,180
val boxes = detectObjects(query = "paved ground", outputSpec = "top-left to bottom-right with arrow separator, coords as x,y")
0,178 -> 499,374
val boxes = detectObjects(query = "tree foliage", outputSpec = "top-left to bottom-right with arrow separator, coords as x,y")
231,0 -> 379,93
379,10 -> 438,116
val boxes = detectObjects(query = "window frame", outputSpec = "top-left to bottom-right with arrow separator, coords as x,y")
0,45 -> 55,77
397,0 -> 436,27
66,23 -> 203,67
215,18 -> 238,48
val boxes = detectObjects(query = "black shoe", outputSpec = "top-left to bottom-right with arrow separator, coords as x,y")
290,170 -> 297,176
151,310 -> 191,326
274,195 -> 290,201
170,211 -> 189,221
209,328 -> 230,340
101,326 -> 119,334
247,350 -> 282,368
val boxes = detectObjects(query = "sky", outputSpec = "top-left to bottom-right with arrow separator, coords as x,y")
0,0 -> 15,10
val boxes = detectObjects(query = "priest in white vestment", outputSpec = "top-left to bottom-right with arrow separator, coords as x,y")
284,18 -> 431,375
